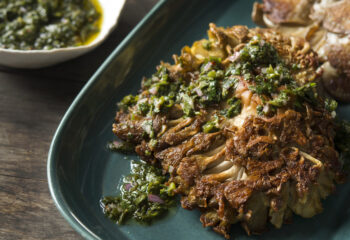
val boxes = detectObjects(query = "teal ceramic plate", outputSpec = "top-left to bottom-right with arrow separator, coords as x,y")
47,0 -> 350,239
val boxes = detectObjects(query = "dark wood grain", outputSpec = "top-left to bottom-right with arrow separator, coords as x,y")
0,0 -> 158,239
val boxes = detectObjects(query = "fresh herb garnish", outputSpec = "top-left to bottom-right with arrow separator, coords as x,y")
325,98 -> 338,113
118,95 -> 139,111
116,35 -> 335,122
222,76 -> 239,99
178,92 -> 195,117
101,161 -> 175,224
224,36 -> 320,116
224,97 -> 242,118
122,67 -> 179,116
202,115 -> 220,133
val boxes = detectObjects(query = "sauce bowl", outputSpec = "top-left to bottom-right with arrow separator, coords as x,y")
0,0 -> 126,69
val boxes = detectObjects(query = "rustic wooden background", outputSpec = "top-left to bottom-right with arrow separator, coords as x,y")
0,0 -> 158,239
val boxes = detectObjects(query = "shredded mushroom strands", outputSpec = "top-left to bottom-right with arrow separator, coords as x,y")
292,147 -> 323,168
111,24 -> 345,238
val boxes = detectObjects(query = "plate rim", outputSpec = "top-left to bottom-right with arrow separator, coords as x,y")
47,1 -> 169,239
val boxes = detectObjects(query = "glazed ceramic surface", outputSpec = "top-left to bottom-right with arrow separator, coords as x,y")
0,0 -> 125,69
48,0 -> 350,239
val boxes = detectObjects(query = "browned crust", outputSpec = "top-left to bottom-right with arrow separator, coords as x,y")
112,24 -> 343,238
178,108 -> 342,238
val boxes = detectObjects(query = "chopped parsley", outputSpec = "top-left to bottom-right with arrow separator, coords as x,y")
101,161 -> 175,224
118,95 -> 138,111
117,35 -> 335,124
223,97 -> 242,118
0,0 -> 101,50
125,66 -> 180,116
202,115 -> 220,133
178,92 -> 195,117
225,36 -> 320,116
222,76 -> 239,99
325,98 -> 338,112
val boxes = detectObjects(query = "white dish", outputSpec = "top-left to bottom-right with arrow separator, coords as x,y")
0,0 -> 126,69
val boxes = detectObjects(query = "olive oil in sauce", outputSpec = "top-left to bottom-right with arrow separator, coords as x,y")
0,0 -> 102,50
82,0 -> 103,46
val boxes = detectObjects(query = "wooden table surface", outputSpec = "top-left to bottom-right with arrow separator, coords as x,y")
0,1 -> 158,239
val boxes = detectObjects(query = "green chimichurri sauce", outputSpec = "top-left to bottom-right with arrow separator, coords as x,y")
118,35 -> 340,137
0,0 -> 101,50
101,161 -> 175,224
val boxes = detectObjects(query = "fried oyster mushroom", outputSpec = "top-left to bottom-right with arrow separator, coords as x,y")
252,0 -> 350,102
112,24 -> 344,238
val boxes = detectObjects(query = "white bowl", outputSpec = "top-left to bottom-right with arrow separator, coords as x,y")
0,0 -> 126,69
